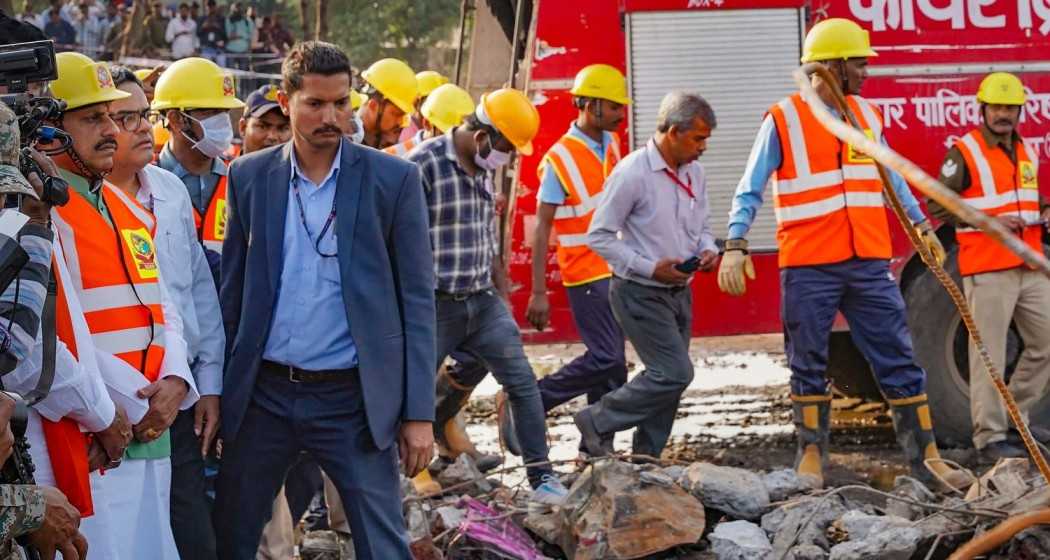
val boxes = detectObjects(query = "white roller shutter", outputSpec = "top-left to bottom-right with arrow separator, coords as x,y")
626,8 -> 803,250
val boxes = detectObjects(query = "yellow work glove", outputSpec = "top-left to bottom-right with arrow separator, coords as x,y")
917,221 -> 946,267
717,239 -> 755,297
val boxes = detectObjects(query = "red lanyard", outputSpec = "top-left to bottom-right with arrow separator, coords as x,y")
663,169 -> 695,199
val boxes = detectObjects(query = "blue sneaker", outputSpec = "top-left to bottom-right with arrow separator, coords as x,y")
530,474 -> 568,506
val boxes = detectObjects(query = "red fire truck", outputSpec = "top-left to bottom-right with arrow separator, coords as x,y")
475,0 -> 1050,445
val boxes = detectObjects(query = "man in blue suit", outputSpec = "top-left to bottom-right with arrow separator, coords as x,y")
214,41 -> 436,560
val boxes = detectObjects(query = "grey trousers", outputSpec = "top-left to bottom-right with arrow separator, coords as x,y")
589,277 -> 694,457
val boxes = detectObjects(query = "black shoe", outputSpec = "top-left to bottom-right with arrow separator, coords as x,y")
977,440 -> 1028,465
573,407 -> 612,457
496,391 -> 522,456
475,452 -> 503,473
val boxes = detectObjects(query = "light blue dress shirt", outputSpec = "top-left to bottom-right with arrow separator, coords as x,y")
537,124 -> 615,205
157,144 -> 226,216
263,144 -> 358,370
727,111 -> 927,240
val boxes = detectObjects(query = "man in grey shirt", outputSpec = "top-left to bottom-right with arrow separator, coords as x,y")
577,91 -> 718,458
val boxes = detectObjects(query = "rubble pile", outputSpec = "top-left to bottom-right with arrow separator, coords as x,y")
298,456 -> 1050,560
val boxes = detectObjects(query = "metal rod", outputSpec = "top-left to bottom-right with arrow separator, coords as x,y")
453,0 -> 469,86
508,0 -> 525,87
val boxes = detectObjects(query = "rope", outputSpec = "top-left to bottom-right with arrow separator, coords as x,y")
793,63 -> 1050,488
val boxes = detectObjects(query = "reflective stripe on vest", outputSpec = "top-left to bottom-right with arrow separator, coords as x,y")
53,183 -> 166,380
769,93 -> 892,268
193,171 -> 229,254
383,136 -> 419,158
954,129 -> 1042,275
41,244 -> 93,517
539,132 -> 619,286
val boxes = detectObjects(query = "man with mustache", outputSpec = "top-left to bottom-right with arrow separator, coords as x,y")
929,72 -> 1050,464
239,84 -> 292,155
153,57 -> 244,284
104,65 -> 225,560
579,91 -> 718,461
499,65 -> 631,456
358,58 -> 417,149
47,52 -> 200,559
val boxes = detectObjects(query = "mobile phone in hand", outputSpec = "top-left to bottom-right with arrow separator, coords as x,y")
675,257 -> 700,273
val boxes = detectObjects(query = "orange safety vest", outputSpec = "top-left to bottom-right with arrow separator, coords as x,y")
954,129 -> 1042,276
538,132 -> 620,286
768,93 -> 891,268
40,258 -> 93,517
192,172 -> 228,254
383,136 -> 420,158
53,184 -> 167,380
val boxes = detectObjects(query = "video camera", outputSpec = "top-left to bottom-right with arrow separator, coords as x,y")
0,40 -> 70,207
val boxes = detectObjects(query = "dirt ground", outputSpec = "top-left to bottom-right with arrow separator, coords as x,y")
464,333 -> 975,491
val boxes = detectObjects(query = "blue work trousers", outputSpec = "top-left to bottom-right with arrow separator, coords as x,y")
781,258 -> 926,399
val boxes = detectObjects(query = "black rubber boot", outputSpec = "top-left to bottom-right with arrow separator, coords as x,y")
791,394 -> 832,489
888,394 -> 974,492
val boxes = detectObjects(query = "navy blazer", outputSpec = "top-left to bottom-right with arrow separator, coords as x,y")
219,138 -> 436,449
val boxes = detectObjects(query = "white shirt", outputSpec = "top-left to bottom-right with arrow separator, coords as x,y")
165,16 -> 198,58
137,165 -> 224,396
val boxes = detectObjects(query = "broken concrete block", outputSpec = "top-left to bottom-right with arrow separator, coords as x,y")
786,544 -> 828,560
435,454 -> 492,494
833,510 -> 911,542
827,526 -> 922,560
663,465 -> 686,484
763,495 -> 848,557
763,469 -> 816,502
299,530 -> 350,560
884,477 -> 934,521
560,459 -> 706,560
684,462 -> 771,520
709,520 -> 773,560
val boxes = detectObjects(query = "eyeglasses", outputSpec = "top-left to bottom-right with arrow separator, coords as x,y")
110,109 -> 153,131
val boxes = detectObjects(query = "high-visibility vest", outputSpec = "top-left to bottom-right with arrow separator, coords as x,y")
538,132 -> 620,286
40,248 -> 93,517
768,93 -> 891,268
191,172 -> 228,254
383,135 -> 420,158
53,184 -> 166,380
954,129 -> 1042,276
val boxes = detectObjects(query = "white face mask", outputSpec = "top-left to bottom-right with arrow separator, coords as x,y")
473,135 -> 511,171
350,115 -> 365,144
182,112 -> 233,159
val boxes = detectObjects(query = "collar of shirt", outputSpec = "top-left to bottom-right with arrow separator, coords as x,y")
134,166 -> 168,209
289,141 -> 343,188
567,122 -> 611,158
645,137 -> 673,172
158,143 -> 229,180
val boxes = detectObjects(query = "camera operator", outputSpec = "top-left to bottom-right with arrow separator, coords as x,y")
0,101 -> 90,560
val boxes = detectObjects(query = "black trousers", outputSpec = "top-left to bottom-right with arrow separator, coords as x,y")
170,407 -> 218,560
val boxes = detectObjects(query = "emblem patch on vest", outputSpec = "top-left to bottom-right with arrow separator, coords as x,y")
1020,161 -> 1038,190
214,199 -> 227,240
846,129 -> 876,164
121,228 -> 159,279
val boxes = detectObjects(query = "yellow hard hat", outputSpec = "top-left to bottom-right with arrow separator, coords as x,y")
133,68 -> 154,82
977,72 -> 1026,105
362,58 -> 418,115
51,52 -> 130,111
415,71 -> 449,98
421,84 -> 474,134
800,18 -> 878,63
350,90 -> 364,110
151,57 -> 245,111
570,64 -> 632,105
479,88 -> 540,156
152,119 -> 170,149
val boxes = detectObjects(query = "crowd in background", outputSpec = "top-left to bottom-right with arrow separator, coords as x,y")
14,0 -> 295,70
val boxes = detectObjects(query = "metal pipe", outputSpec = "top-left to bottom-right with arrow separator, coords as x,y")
948,509 -> 1050,560
453,0 -> 470,86
508,0 -> 525,87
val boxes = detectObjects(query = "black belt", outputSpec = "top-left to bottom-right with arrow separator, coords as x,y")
260,360 -> 358,383
435,289 -> 490,302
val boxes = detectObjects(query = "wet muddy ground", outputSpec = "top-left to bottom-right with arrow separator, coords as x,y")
464,334 -> 974,490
